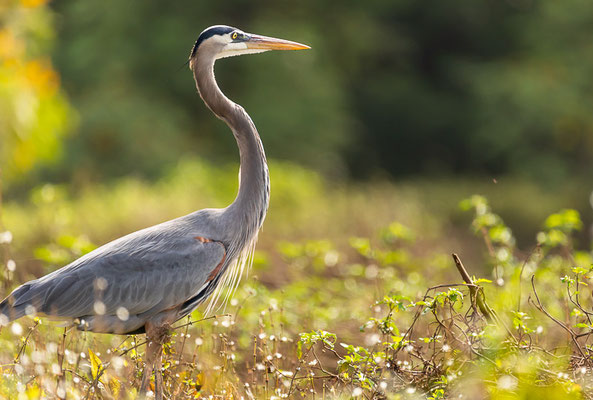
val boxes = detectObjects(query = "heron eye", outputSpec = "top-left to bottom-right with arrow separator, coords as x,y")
231,32 -> 238,40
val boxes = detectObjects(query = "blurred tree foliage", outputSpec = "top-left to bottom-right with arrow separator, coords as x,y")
5,0 -> 593,187
0,0 -> 73,183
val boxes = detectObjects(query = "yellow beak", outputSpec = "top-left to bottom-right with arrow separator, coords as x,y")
246,34 -> 311,51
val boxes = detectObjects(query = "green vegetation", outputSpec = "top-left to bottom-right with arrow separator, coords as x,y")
1,180 -> 593,398
2,0 -> 593,398
0,0 -> 73,182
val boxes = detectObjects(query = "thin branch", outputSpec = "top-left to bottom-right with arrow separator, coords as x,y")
516,245 -> 540,313
452,254 -> 493,321
452,254 -> 517,342
172,314 -> 231,330
530,276 -> 587,360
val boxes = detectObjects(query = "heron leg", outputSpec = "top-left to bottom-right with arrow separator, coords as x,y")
139,322 -> 170,399
139,340 -> 157,397
154,347 -> 164,400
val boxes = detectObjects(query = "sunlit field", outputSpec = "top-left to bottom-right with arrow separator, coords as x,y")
1,162 -> 593,398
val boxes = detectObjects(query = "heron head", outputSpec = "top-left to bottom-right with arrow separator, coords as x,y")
189,25 -> 310,62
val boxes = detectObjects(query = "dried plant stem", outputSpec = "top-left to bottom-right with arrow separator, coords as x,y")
451,254 -> 495,322
530,276 -> 588,361
56,327 -> 68,399
451,253 -> 517,341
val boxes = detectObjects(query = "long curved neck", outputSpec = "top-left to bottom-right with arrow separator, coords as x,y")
191,53 -> 270,240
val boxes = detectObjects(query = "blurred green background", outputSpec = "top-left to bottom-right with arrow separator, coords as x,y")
2,0 -> 593,261
4,0 -> 593,183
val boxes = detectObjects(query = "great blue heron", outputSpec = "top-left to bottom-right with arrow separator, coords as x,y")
0,25 -> 309,398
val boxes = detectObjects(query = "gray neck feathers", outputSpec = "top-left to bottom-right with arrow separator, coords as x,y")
191,52 -> 270,249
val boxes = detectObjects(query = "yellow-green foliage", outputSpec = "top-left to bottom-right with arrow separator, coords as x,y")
0,0 -> 75,181
1,173 -> 593,398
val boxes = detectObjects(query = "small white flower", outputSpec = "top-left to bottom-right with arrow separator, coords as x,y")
11,322 -> 23,336
111,356 -> 124,371
324,251 -> 339,267
0,231 -> 13,244
497,375 -> 517,390
365,334 -> 380,346
31,351 -> 43,364
51,363 -> 61,375
47,342 -> 57,353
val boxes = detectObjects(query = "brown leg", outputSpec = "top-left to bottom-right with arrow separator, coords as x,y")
154,350 -> 164,400
138,322 -> 170,399
139,340 -> 158,397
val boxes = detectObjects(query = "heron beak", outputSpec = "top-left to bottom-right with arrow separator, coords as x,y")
246,34 -> 310,51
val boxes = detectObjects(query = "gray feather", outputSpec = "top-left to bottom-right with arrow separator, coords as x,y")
1,215 -> 225,333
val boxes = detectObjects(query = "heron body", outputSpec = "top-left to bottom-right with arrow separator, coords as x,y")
0,25 -> 309,397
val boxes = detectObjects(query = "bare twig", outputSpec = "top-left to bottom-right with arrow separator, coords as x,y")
173,314 -> 231,330
56,327 -> 68,399
14,320 -> 40,363
530,276 -> 587,360
452,254 -> 494,321
516,245 -> 540,313
452,254 -> 517,342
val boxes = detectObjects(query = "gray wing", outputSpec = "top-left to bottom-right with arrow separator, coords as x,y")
1,227 -> 225,332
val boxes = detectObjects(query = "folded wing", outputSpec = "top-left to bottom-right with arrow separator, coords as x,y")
0,230 -> 226,333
